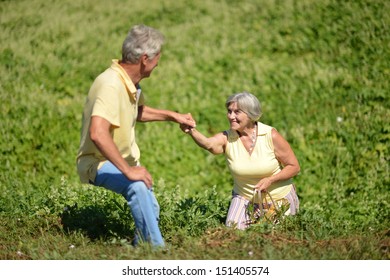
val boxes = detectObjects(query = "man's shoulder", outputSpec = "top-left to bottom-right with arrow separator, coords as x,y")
95,67 -> 120,83
90,68 -> 123,93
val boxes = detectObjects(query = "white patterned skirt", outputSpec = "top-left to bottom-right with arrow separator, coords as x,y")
226,185 -> 299,230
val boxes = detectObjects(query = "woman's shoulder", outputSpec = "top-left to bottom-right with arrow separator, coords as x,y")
224,128 -> 238,140
257,122 -> 274,135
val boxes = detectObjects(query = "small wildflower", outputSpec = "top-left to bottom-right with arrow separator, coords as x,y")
17,251 -> 23,256
248,251 -> 253,256
336,116 -> 343,123
69,244 -> 75,249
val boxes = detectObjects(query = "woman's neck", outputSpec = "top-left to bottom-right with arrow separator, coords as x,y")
237,122 -> 257,137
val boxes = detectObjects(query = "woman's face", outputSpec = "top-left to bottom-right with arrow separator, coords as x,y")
226,102 -> 251,131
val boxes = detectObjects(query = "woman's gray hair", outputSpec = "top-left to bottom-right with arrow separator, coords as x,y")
121,24 -> 165,64
226,92 -> 262,122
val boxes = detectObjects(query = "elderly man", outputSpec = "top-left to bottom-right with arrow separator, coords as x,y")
77,24 -> 195,247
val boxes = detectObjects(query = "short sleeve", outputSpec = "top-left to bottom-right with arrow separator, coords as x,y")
91,85 -> 120,127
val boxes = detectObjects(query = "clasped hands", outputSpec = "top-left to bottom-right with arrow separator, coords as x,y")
179,113 -> 196,133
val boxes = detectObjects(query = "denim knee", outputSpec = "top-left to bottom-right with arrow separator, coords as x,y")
123,181 -> 148,202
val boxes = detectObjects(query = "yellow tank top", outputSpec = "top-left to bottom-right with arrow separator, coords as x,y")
225,122 -> 293,203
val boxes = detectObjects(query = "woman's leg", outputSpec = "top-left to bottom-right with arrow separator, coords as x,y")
283,184 -> 299,215
225,193 -> 250,230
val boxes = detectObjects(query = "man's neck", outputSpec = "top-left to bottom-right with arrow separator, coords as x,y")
119,61 -> 142,85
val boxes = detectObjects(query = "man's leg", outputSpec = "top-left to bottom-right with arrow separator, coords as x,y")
125,181 -> 164,247
94,161 -> 164,247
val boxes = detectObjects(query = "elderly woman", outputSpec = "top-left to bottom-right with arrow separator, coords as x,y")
181,92 -> 300,229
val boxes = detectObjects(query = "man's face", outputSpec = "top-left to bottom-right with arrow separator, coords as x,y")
142,52 -> 161,78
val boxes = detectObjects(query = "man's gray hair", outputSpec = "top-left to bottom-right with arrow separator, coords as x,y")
122,24 -> 165,63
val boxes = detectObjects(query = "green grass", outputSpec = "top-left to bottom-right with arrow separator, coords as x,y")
0,0 -> 389,259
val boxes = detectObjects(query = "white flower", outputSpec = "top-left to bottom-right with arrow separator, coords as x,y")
69,244 -> 75,249
336,116 -> 343,123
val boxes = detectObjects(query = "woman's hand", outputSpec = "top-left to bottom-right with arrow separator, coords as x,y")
255,177 -> 273,192
180,123 -> 194,134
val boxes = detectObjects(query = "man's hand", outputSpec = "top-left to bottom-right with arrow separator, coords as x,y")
124,166 -> 153,188
176,112 -> 196,129
90,116 -> 154,188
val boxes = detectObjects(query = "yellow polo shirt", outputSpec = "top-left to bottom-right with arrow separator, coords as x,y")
77,59 -> 144,183
225,122 -> 293,203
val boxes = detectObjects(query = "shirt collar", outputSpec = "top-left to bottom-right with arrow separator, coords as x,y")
110,59 -> 138,101
256,122 -> 269,135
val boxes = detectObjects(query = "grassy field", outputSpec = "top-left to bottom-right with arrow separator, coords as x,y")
0,0 -> 389,260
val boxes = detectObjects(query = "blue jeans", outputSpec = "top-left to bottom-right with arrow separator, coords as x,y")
93,161 -> 164,247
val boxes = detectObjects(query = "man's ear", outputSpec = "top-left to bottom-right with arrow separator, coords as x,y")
140,53 -> 149,65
